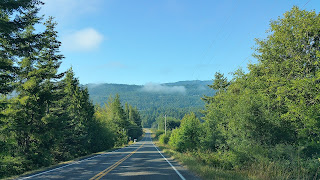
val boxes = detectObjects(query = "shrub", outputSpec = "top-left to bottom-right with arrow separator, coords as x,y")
168,113 -> 202,152
159,132 -> 171,144
154,130 -> 165,140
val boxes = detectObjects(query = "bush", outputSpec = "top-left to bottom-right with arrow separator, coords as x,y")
168,113 -> 202,152
154,130 -> 164,140
169,128 -> 184,151
159,132 -> 171,144
0,155 -> 26,179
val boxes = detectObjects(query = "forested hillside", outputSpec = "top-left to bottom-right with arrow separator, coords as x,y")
86,80 -> 214,109
0,1 -> 142,178
86,80 -> 215,127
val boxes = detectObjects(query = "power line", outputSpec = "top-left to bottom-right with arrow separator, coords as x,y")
191,0 -> 240,80
303,0 -> 311,8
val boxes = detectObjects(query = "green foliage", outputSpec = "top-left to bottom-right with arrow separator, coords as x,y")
0,0 -> 43,95
159,131 -> 171,144
202,72 -> 229,103
154,130 -> 165,140
145,106 -> 202,128
94,94 -> 143,147
126,103 -> 143,139
152,6 -> 320,179
194,6 -> 320,179
168,128 -> 183,151
169,113 -> 202,152
154,115 -> 180,131
86,81 -> 215,128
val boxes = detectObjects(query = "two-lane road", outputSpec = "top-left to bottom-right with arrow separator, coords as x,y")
18,130 -> 199,180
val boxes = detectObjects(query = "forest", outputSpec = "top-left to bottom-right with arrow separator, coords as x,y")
86,80 -> 214,110
86,81 -> 214,127
156,7 -> 320,179
0,1 -> 142,178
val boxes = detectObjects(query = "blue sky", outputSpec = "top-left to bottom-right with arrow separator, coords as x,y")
40,0 -> 318,85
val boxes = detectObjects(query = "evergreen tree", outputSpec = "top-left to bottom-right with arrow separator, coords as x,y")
202,72 -> 228,103
0,0 -> 43,94
56,69 -> 95,158
8,17 -> 64,168
127,105 -> 143,139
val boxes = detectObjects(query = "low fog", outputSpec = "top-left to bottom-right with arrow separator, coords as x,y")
141,83 -> 186,94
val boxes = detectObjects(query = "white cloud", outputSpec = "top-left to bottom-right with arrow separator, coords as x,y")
62,28 -> 104,51
141,83 -> 186,94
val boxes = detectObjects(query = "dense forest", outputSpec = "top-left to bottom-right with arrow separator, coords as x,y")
157,7 -> 320,179
0,1 -> 142,178
86,80 -> 214,109
86,80 -> 214,127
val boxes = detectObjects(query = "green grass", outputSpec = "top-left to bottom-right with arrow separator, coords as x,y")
156,143 -> 320,180
156,143 -> 249,180
150,128 -> 319,180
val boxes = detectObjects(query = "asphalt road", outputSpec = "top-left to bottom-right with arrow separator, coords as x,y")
18,130 -> 200,180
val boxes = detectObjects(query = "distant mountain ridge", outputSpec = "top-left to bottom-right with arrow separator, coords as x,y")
85,80 -> 214,110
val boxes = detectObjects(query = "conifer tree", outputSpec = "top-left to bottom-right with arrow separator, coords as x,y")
57,69 -> 95,158
9,17 -> 64,167
0,0 -> 43,94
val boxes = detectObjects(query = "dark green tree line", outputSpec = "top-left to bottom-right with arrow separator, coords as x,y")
95,95 -> 143,147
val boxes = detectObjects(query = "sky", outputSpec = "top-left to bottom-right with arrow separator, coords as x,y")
39,0 -> 319,85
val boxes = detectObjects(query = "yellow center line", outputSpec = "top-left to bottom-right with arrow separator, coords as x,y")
90,142 -> 145,180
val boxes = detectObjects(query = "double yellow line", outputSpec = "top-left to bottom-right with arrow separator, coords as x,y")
90,142 -> 145,180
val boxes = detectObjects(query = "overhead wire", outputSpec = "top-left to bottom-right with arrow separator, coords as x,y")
192,0 -> 312,81
302,0 -> 311,8
191,0 -> 239,80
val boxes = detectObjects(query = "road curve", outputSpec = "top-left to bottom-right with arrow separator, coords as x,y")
17,130 -> 200,180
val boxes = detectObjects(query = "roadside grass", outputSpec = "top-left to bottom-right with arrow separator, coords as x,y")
155,142 -> 318,180
151,129 -> 243,180
244,160 -> 319,180
156,143 -> 248,180
150,128 -> 317,180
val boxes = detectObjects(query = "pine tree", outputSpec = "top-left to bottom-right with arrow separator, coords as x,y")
56,69 -> 95,158
202,72 -> 229,103
0,0 -> 43,94
7,16 -> 64,168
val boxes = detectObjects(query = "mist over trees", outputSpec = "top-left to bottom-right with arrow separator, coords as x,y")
86,81 -> 214,128
0,1 -> 142,178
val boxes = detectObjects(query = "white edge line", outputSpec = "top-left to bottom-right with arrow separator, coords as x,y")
152,142 -> 186,180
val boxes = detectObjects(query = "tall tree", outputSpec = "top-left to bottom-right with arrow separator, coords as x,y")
200,7 -> 320,172
8,17 -> 64,167
0,0 -> 43,94
202,72 -> 228,103
55,69 -> 95,159
127,105 -> 143,139
251,6 -> 320,156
